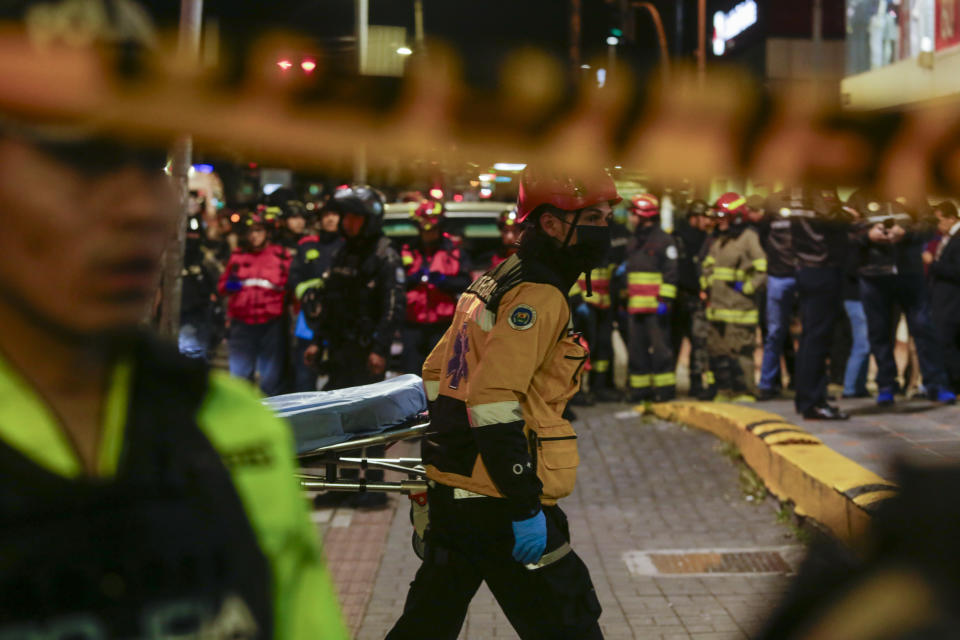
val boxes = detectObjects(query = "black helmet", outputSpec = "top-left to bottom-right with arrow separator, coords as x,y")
324,185 -> 385,240
686,199 -> 709,218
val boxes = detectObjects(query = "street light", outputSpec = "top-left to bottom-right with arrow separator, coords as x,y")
396,46 -> 413,56
606,35 -> 619,46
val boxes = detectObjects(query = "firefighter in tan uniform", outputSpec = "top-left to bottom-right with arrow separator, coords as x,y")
386,166 -> 617,640
701,193 -> 768,401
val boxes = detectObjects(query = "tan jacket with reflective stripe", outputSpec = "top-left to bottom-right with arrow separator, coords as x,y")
701,227 -> 767,324
422,273 -> 585,505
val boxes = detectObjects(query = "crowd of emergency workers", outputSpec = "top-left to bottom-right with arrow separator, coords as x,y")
182,179 -> 960,433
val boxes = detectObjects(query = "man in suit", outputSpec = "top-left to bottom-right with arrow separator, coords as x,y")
929,201 -> 960,392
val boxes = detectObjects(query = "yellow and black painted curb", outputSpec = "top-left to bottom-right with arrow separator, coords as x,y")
645,402 -> 898,543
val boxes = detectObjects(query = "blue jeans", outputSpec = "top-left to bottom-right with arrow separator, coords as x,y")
860,274 -> 948,393
759,275 -> 797,391
228,317 -> 285,396
843,300 -> 870,396
178,312 -> 210,361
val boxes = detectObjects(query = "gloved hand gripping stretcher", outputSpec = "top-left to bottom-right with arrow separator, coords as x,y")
263,374 -> 430,496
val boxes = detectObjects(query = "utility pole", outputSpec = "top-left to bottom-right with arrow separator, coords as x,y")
812,0 -> 823,76
414,0 -> 425,46
354,0 -> 369,184
674,0 -> 684,56
159,0 -> 202,340
697,0 -> 706,86
570,0 -> 582,77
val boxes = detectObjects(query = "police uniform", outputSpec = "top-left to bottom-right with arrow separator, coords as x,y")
623,224 -> 680,401
701,225 -> 767,398
386,243 -> 603,640
0,337 -> 347,639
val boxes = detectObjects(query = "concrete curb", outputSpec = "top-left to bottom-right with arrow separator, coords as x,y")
647,401 -> 898,543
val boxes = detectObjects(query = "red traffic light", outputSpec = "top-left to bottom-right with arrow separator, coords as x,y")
277,59 -> 293,71
301,59 -> 317,73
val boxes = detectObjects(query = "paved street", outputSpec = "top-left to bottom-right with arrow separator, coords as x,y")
313,404 -> 806,639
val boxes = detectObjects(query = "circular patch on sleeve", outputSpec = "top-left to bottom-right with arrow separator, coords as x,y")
666,245 -> 679,260
508,304 -> 537,330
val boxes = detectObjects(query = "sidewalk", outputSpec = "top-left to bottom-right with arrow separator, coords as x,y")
320,405 -> 806,640
754,393 -> 960,479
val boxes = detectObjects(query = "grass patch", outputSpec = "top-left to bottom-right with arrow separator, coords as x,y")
715,442 -> 767,503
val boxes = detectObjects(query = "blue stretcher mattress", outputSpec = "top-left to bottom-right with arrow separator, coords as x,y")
263,374 -> 427,454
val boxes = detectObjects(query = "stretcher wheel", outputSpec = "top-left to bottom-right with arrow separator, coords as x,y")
412,530 -> 426,560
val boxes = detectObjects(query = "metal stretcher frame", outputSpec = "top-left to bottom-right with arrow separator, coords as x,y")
296,416 -> 432,496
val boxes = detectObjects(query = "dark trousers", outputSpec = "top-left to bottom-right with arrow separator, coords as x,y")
672,291 -> 707,392
325,345 -> 387,484
860,274 -> 948,394
227,317 -> 285,396
291,337 -> 318,392
794,267 -> 842,414
576,304 -> 615,390
933,303 -> 960,393
400,322 -> 449,375
386,486 -> 603,640
628,313 -> 675,399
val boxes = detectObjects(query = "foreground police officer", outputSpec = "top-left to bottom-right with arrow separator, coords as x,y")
386,166 -> 615,640
0,1 -> 347,637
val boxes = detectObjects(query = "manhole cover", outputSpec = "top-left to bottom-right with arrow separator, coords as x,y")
623,547 -> 803,577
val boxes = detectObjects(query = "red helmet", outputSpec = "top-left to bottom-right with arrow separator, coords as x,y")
714,192 -> 748,219
498,208 -> 519,229
630,193 -> 660,218
412,200 -> 445,231
244,212 -> 267,229
517,165 -> 621,223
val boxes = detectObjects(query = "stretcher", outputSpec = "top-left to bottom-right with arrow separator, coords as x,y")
263,374 -> 431,496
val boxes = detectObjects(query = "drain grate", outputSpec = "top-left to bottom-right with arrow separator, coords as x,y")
623,547 -> 802,577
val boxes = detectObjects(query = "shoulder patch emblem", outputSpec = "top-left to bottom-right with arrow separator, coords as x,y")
666,245 -> 678,260
305,248 -> 320,261
508,304 -> 537,330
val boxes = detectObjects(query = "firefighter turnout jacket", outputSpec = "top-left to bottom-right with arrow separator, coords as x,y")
218,244 -> 291,324
421,246 -> 586,521
701,225 -> 768,324
624,225 -> 679,314
401,236 -> 472,325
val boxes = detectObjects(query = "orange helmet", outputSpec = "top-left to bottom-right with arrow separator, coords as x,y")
517,165 -> 621,223
713,192 -> 748,219
412,200 -> 445,231
630,193 -> 660,218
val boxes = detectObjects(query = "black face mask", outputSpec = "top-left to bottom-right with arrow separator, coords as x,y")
565,224 -> 611,271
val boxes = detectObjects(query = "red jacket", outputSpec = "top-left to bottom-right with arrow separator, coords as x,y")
218,244 -> 291,324
401,238 -> 471,325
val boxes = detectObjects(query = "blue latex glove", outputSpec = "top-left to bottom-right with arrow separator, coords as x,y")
733,281 -> 745,293
224,278 -> 243,293
511,511 -> 547,564
656,301 -> 669,316
427,271 -> 447,286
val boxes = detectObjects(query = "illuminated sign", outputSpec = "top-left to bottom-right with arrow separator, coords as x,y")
712,0 -> 758,56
